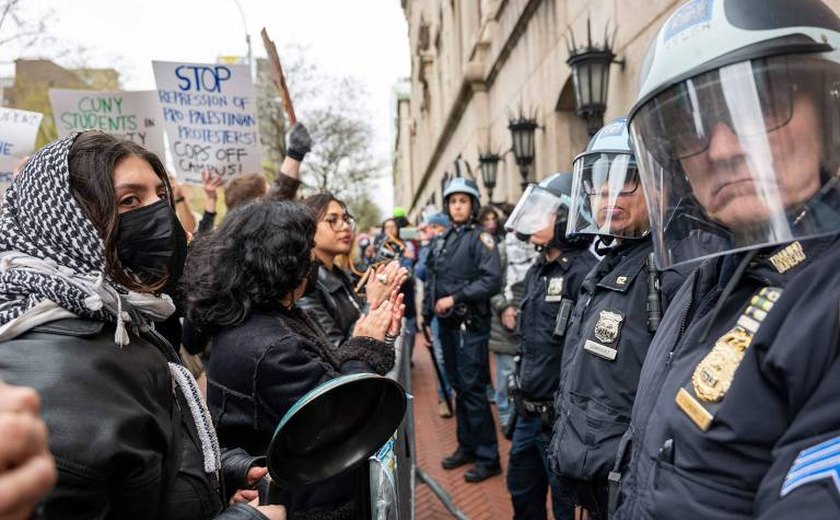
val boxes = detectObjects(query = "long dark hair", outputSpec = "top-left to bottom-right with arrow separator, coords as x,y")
302,192 -> 349,221
182,201 -> 316,333
67,131 -> 173,292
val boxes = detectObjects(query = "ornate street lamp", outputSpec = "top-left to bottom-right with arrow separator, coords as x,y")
478,151 -> 501,203
566,19 -> 623,135
508,112 -> 538,192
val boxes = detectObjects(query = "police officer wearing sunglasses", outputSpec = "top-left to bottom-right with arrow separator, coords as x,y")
613,0 -> 840,518
547,119 -> 691,519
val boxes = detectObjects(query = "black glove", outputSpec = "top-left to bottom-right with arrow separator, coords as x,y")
286,122 -> 311,161
220,448 -> 266,502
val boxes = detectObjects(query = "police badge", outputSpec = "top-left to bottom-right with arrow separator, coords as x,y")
594,310 -> 624,344
545,277 -> 564,302
585,310 -> 625,361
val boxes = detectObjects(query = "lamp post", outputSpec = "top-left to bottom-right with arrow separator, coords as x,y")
508,113 -> 538,192
232,0 -> 255,80
478,151 -> 500,203
566,19 -> 623,135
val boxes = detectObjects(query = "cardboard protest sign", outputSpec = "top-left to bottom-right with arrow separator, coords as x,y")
49,89 -> 167,159
0,107 -> 43,195
153,61 -> 262,184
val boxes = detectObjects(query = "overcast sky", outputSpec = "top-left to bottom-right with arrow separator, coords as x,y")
8,0 -> 411,210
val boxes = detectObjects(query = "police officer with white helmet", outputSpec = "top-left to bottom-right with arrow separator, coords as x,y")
613,0 -> 840,517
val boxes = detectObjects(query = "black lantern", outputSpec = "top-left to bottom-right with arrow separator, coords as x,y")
508,113 -> 538,191
478,151 -> 501,203
566,19 -> 623,135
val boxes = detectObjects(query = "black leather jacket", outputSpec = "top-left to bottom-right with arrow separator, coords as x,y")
297,264 -> 363,347
207,306 -> 395,519
0,318 -> 266,520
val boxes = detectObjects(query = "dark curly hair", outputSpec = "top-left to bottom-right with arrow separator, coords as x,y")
182,201 -> 316,333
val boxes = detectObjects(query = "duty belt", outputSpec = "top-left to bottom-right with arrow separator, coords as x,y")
521,398 -> 554,415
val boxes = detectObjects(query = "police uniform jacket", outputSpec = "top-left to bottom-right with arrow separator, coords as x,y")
549,236 -> 688,485
424,223 -> 502,324
517,247 -> 597,401
615,234 -> 840,519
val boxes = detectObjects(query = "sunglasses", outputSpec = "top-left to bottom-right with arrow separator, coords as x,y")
637,58 -> 796,160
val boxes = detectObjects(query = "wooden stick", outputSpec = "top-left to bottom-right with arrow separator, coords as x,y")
260,27 -> 297,125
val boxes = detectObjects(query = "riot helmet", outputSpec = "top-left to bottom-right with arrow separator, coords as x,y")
443,177 -> 481,222
507,172 -> 590,249
629,0 -> 840,267
568,118 -> 650,241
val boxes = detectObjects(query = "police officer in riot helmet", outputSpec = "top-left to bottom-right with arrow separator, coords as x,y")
424,177 -> 503,482
613,0 -> 840,518
547,118 -> 691,519
503,173 -> 597,520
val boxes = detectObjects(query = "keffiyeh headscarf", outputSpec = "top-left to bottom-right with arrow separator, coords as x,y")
0,133 -> 220,475
0,132 -> 174,343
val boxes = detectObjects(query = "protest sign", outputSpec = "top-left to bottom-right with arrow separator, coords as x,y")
0,107 -> 43,195
49,89 -> 167,159
153,61 -> 262,184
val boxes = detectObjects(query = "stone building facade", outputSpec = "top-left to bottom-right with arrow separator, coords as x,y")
394,0 -> 840,217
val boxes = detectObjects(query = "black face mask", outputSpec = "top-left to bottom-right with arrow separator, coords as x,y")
116,199 -> 188,289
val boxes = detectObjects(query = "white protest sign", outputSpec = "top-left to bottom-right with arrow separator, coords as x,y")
49,89 -> 167,159
0,107 -> 43,194
153,61 -> 262,184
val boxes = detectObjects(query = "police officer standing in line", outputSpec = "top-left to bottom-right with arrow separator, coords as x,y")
613,0 -> 840,518
548,119 -> 691,519
424,177 -> 503,482
503,173 -> 598,520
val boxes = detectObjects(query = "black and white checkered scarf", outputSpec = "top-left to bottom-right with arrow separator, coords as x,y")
0,133 -> 221,475
0,133 -> 175,342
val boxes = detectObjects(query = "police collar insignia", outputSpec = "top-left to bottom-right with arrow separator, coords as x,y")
479,232 -> 496,251
676,287 -> 782,431
768,241 -> 806,273
781,436 -> 840,498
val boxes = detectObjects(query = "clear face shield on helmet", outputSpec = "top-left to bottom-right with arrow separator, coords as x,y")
568,152 -> 650,240
631,54 -> 840,268
505,184 -> 566,237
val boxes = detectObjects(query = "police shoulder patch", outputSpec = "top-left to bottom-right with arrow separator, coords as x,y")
479,232 -> 495,251
781,436 -> 840,497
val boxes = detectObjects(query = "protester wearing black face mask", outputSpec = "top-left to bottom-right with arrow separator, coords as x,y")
0,131 -> 284,519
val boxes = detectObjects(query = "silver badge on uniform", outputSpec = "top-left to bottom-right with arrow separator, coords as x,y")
593,310 -> 624,344
545,277 -> 565,302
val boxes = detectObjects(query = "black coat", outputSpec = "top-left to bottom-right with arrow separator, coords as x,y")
297,264 -> 363,348
516,247 -> 598,401
207,306 -> 395,519
423,223 -> 502,327
616,234 -> 840,519
549,237 -> 689,485
0,318 -> 264,520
